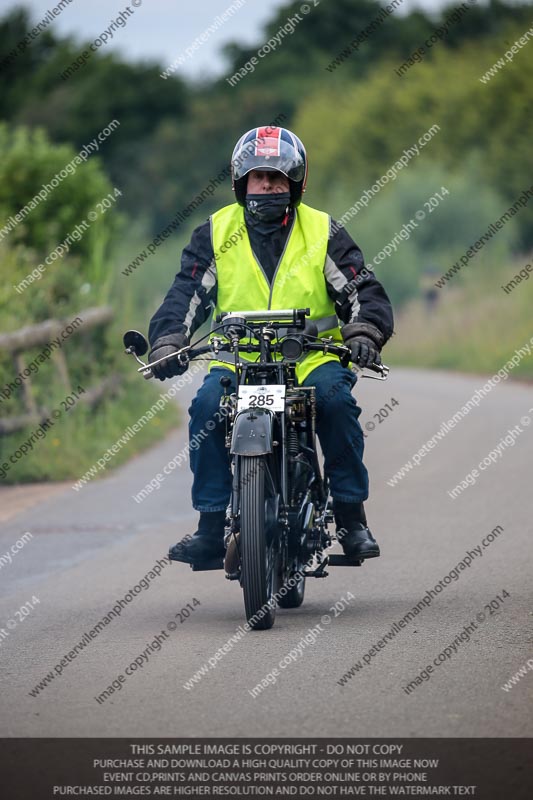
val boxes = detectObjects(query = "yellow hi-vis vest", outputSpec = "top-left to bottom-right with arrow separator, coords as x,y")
209,202 -> 342,383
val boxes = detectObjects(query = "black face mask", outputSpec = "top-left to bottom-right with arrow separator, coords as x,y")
245,192 -> 291,223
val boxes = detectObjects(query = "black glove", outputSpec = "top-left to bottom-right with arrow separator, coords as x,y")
341,322 -> 384,369
149,333 -> 189,380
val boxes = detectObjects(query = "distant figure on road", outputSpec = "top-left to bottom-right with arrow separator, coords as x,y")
147,126 -> 394,565
420,266 -> 441,311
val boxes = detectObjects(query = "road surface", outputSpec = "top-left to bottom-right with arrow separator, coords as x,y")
0,366 -> 532,736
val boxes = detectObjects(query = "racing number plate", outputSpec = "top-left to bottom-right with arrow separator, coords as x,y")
237,385 -> 286,412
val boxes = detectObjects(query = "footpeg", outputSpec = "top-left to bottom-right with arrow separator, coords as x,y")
328,554 -> 363,567
190,558 -> 225,571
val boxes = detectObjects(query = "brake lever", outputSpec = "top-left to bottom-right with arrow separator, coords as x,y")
133,347 -> 191,381
360,363 -> 389,381
136,346 -> 191,375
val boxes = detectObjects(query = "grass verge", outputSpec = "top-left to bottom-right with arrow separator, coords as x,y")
387,256 -> 533,379
0,375 -> 179,484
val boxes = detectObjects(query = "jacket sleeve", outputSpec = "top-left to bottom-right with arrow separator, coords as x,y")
324,219 -> 394,343
148,220 -> 217,346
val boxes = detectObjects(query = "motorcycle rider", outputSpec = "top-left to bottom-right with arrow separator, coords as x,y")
148,126 -> 394,565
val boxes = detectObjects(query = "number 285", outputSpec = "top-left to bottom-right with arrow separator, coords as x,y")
249,395 -> 273,406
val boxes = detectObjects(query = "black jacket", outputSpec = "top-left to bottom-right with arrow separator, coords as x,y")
149,206 -> 394,346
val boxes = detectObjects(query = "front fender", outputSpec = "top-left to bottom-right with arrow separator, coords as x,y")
230,408 -> 274,455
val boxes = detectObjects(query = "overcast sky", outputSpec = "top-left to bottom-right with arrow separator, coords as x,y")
9,0 -> 468,80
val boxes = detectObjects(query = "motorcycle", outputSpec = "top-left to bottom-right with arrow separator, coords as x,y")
124,308 -> 388,630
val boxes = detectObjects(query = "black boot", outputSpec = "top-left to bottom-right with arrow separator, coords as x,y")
169,511 -> 226,564
333,500 -> 380,560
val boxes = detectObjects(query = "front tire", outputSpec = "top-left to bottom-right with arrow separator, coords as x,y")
240,456 -> 277,630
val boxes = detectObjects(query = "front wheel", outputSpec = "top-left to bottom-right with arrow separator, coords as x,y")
239,455 -> 279,630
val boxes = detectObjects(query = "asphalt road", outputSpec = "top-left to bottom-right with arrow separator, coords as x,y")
0,366 -> 532,737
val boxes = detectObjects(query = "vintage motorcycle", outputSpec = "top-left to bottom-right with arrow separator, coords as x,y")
124,308 -> 388,630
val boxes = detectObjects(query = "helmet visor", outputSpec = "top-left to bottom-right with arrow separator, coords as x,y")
232,135 -> 305,183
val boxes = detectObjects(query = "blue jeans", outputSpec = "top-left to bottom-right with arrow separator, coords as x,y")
188,362 -> 369,512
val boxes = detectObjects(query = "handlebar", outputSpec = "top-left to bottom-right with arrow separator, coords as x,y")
304,342 -> 389,379
139,339 -> 389,380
